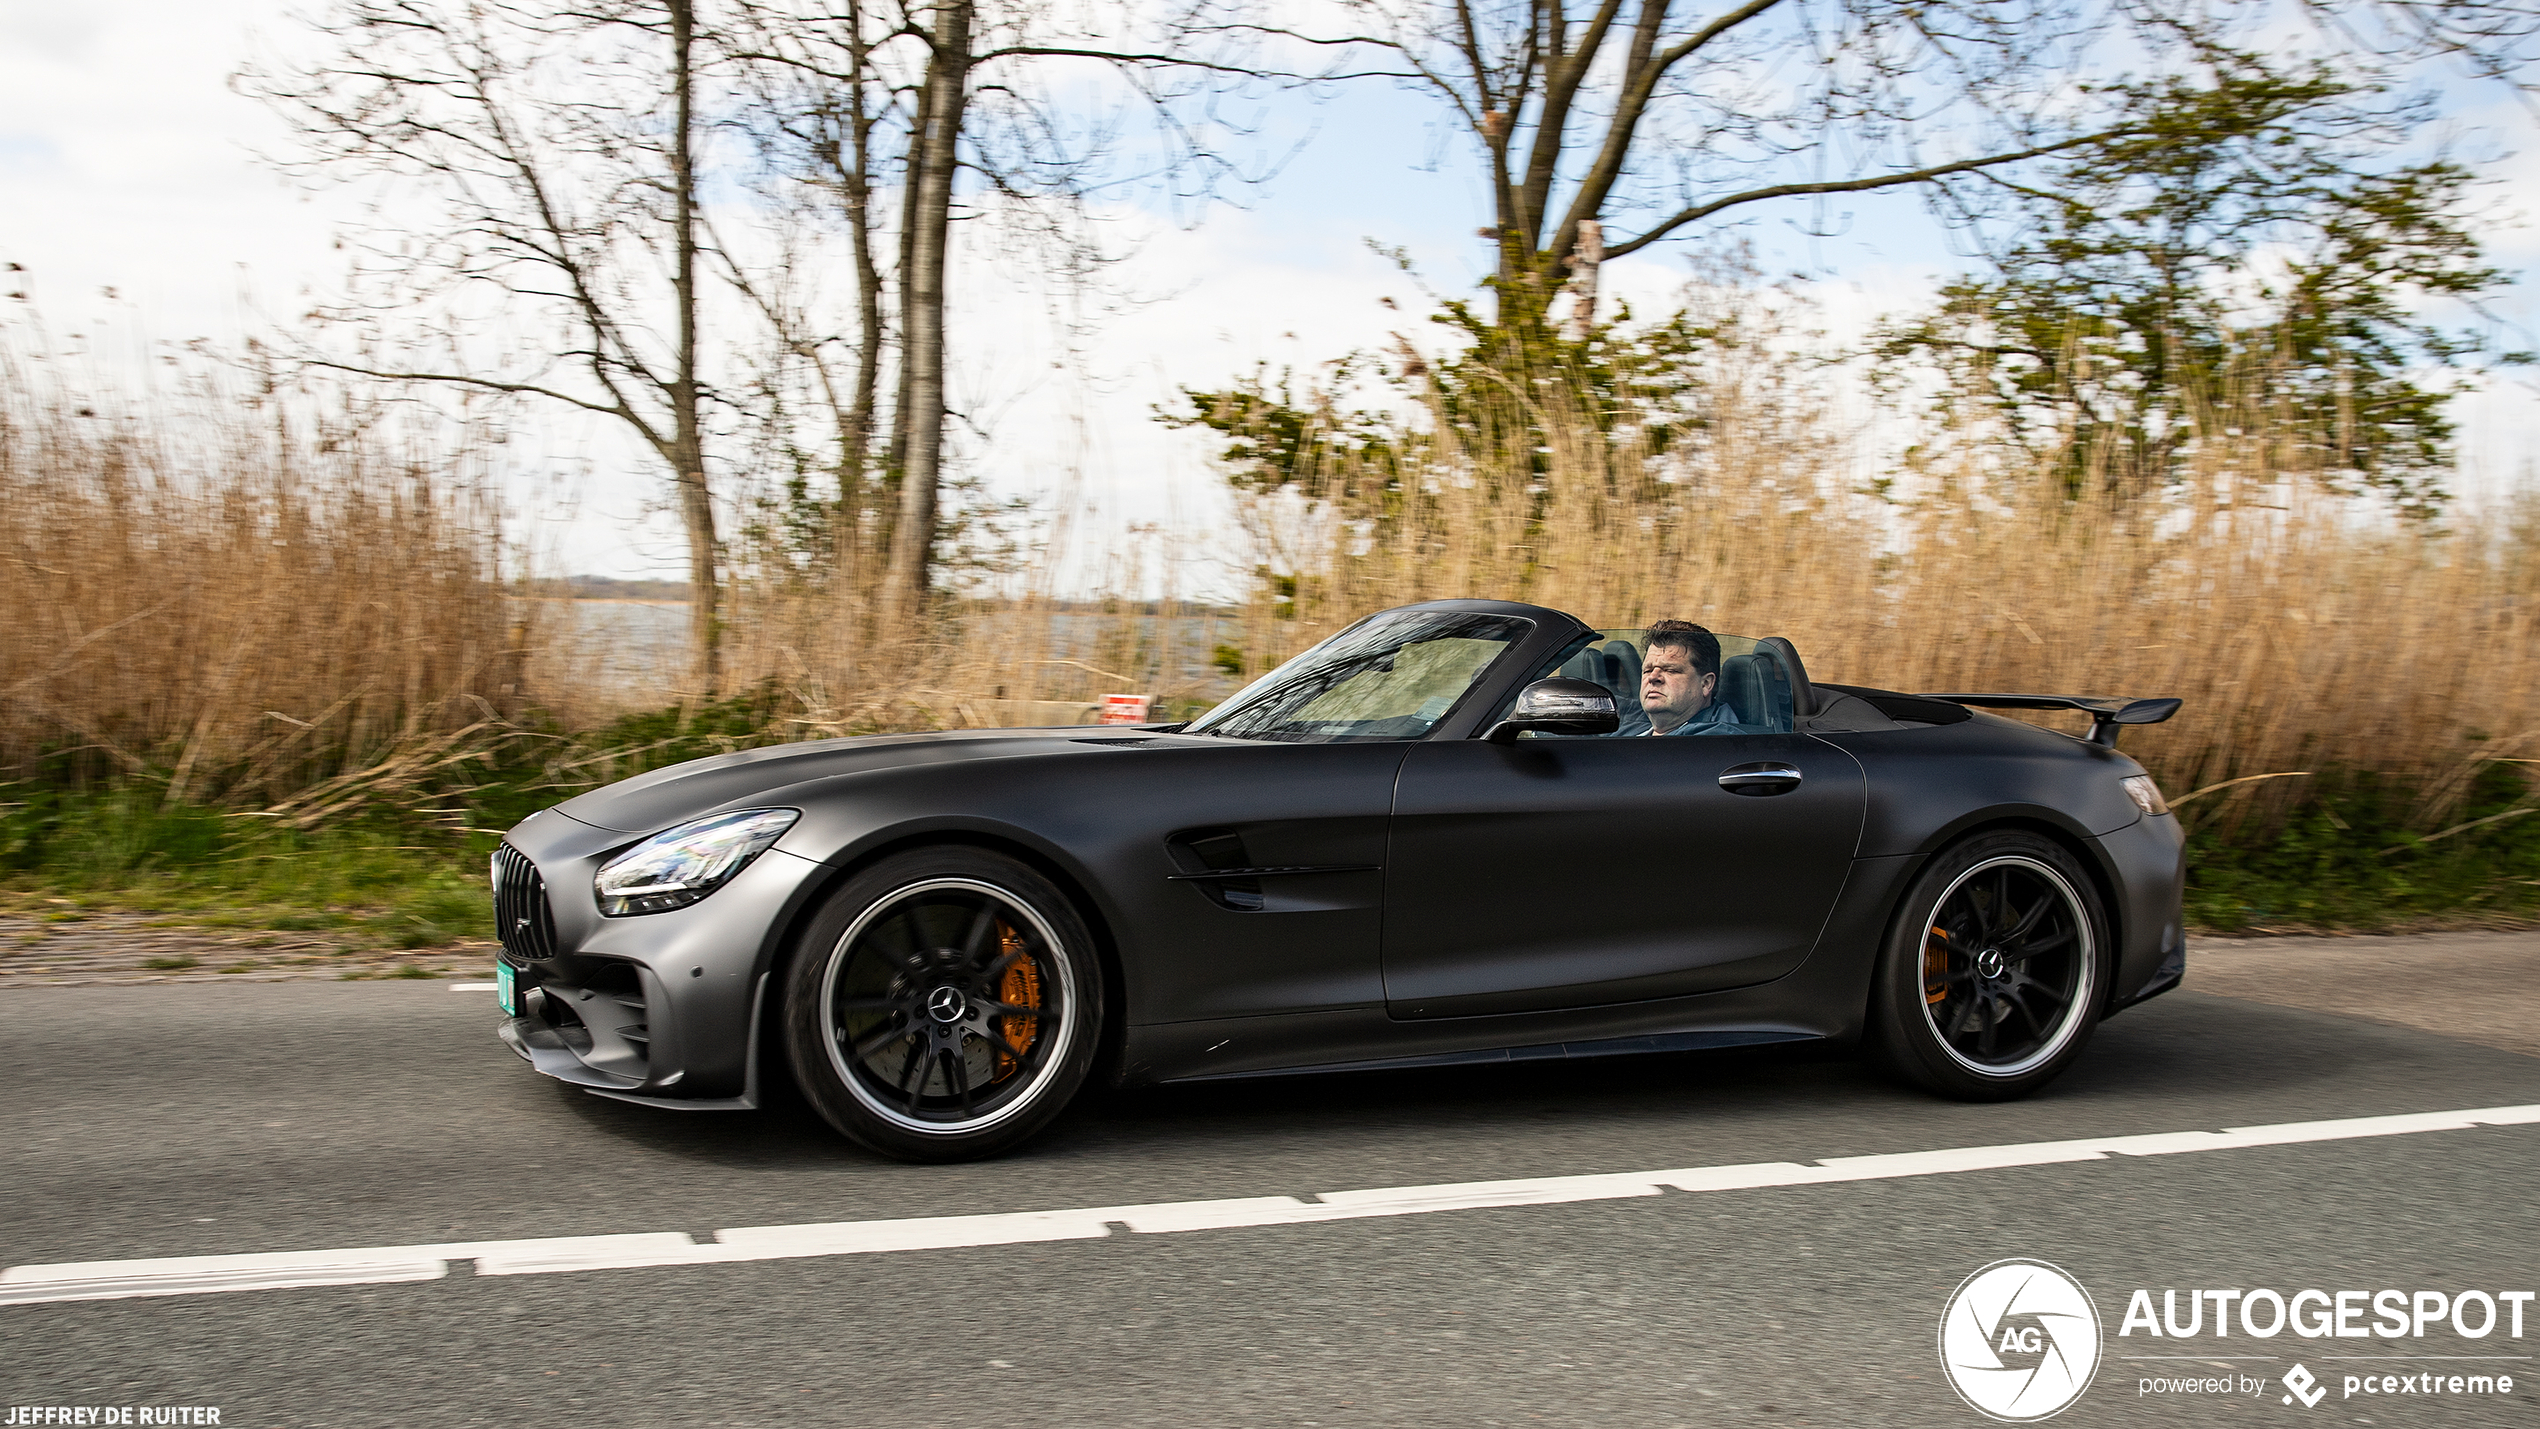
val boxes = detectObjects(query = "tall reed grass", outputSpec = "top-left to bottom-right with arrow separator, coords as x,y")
0,328 -> 518,810
1197,296 -> 2540,847
6,289 -> 2536,928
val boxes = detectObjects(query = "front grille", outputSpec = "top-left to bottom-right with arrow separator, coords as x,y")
492,843 -> 559,962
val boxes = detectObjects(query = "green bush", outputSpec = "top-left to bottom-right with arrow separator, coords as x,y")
2185,762 -> 2540,931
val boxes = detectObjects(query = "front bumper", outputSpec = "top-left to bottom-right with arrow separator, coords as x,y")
490,809 -> 832,1105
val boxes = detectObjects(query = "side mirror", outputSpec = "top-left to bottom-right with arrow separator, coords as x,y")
1483,678 -> 1621,744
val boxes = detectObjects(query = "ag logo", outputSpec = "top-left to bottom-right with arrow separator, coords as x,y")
1939,1258 -> 2103,1422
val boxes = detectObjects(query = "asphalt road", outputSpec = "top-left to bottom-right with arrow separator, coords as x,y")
5,968 -> 2539,1429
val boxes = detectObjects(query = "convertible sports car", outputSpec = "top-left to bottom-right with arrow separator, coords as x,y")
490,599 -> 2185,1161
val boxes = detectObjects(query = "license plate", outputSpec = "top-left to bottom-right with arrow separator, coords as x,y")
497,960 -> 517,1016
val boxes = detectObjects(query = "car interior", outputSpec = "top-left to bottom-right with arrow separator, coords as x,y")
1529,624 -> 1967,736
1544,630 -> 1800,735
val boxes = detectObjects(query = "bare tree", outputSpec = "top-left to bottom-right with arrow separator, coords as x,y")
251,0 -> 738,692
721,0 -> 902,612
1335,0 -> 2540,335
731,0 -> 1344,612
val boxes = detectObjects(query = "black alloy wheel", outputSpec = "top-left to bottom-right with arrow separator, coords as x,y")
1869,831 -> 2108,1100
783,847 -> 1104,1161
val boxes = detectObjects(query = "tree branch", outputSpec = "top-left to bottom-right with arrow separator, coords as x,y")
1603,130 -> 2127,260
302,358 -> 660,447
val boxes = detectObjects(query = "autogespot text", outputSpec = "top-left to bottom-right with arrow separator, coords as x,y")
2118,1286 -> 2532,1340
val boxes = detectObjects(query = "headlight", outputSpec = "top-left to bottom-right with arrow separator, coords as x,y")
2120,774 -> 2170,817
593,808 -> 801,917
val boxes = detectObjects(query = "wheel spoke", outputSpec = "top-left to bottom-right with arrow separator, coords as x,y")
1999,888 -> 2053,942
1924,969 -> 1977,1004
1990,869 -> 2015,935
2002,985 -> 2051,1031
959,904 -> 997,965
2007,968 -> 2070,1008
974,998 -> 1044,1017
893,1037 -> 929,1098
977,943 -> 1030,983
1943,903 -> 1983,947
847,1019 -> 913,1061
1976,998 -> 2000,1057
943,1048 -> 973,1118
861,914 -> 929,976
2005,928 -> 2075,961
1946,995 -> 1984,1040
833,996 -> 918,1013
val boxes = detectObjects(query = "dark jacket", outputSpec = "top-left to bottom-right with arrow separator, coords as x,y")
1652,700 -> 1751,736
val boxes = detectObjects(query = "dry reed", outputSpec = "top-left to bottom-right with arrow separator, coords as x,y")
0,331 -> 521,807
8,292 -> 2534,852
1203,301 -> 2540,838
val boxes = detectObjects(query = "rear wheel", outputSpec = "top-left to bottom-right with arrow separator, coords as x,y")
1869,831 -> 2108,1100
782,848 -> 1103,1161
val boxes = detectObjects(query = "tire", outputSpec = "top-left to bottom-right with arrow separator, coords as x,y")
1868,831 -> 2110,1101
782,847 -> 1104,1162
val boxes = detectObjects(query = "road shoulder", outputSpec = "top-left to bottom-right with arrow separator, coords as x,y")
2188,929 -> 2540,1058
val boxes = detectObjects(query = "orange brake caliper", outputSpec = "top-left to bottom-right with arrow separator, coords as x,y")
1923,927 -> 1950,1005
995,923 -> 1041,1081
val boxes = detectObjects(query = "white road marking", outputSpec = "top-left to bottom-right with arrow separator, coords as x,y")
449,983 -> 498,992
7,1102 -> 2537,1307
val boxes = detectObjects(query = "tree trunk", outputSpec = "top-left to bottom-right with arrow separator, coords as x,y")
885,0 -> 972,623
844,23 -> 883,589
670,0 -> 721,694
885,94 -> 924,479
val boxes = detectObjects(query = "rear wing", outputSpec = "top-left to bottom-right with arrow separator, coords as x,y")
1921,693 -> 2182,747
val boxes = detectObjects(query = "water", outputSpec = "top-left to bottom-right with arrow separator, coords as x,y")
524,600 -> 1239,723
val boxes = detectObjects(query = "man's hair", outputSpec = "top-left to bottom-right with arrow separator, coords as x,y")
1645,619 -> 1721,679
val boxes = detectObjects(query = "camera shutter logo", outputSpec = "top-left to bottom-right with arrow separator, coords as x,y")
1938,1259 -> 2103,1422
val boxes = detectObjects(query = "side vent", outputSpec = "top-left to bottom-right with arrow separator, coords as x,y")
1165,828 -> 1265,911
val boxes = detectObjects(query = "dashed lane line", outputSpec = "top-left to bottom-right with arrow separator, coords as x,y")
7,1103 -> 2538,1307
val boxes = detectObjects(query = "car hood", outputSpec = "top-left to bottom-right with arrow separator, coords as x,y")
551,727 -> 1160,834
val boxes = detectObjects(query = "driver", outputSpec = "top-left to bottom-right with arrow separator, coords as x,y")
1640,619 -> 1743,736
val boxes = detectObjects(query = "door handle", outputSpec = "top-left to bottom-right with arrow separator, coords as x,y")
1718,763 -> 1803,796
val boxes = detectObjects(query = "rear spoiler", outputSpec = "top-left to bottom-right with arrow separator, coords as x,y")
1921,693 -> 2182,748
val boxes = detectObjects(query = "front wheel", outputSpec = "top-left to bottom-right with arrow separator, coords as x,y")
782,848 -> 1104,1162
1868,831 -> 2109,1101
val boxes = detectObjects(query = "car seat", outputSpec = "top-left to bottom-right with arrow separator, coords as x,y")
1715,650 -> 1794,732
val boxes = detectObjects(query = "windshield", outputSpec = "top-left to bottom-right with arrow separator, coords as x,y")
1185,610 -> 1533,743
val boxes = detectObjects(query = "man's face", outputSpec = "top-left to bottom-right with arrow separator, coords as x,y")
1641,643 -> 1715,731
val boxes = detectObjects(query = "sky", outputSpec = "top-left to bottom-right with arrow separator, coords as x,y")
5,0 -> 2538,594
